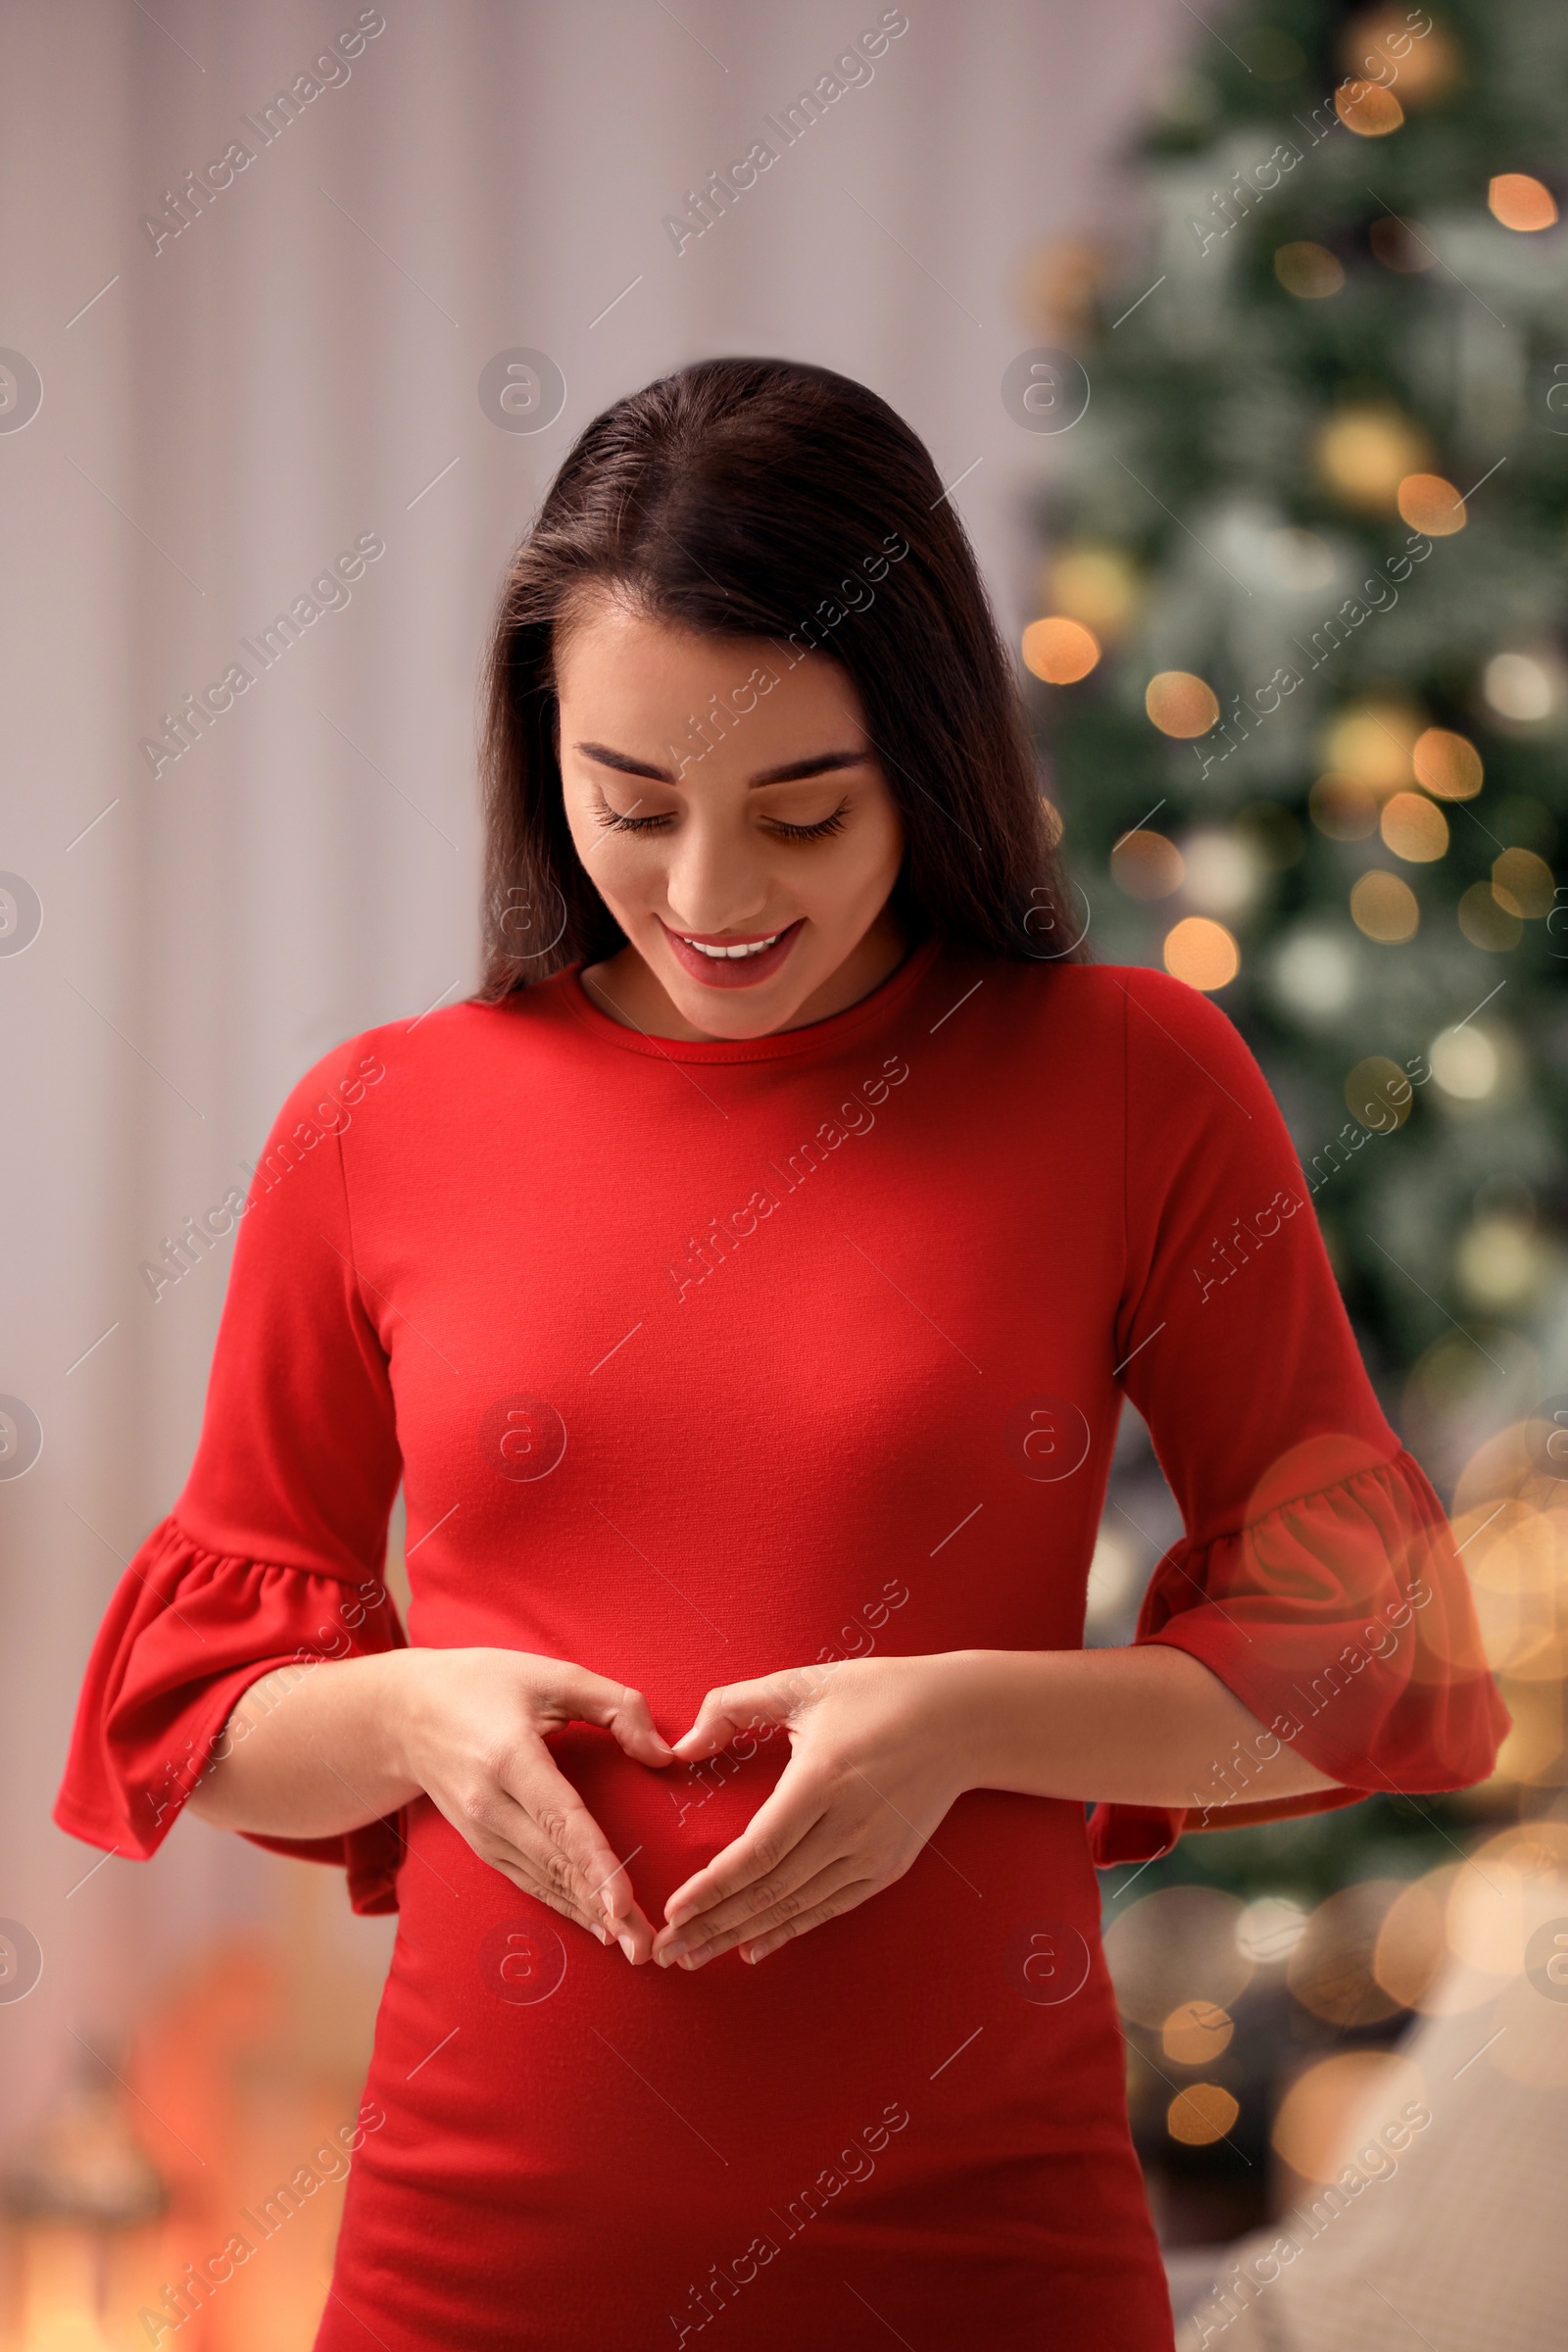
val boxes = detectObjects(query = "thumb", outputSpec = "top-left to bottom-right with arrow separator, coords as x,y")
565,1668 -> 679,1767
668,1663 -> 835,1760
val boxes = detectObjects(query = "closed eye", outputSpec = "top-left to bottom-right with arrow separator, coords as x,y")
593,800 -> 849,841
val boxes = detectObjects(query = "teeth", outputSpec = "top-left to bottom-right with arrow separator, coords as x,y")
681,933 -> 781,959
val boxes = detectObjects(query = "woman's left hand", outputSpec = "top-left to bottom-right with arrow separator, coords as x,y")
649,1653 -> 976,1970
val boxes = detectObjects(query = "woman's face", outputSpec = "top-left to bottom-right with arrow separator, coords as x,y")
555,589 -> 907,1040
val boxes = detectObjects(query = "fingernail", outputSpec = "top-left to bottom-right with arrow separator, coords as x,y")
593,1923 -> 612,1946
687,1946 -> 713,1970
617,1933 -> 636,1963
661,1940 -> 687,1965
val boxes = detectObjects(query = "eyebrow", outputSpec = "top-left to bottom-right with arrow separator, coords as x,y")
572,743 -> 873,789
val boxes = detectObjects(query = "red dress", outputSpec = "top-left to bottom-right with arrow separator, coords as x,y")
55,935 -> 1508,2349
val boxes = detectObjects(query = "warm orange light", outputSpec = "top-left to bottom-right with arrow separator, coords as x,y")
1492,848 -> 1554,919
1167,2083 -> 1240,2146
1274,241 -> 1346,298
1022,614 -> 1101,683
1489,174 -> 1558,232
1379,791 -> 1448,862
1397,472 -> 1466,534
1335,79 -> 1404,136
1322,700 -> 1422,791
1110,829 -> 1184,900
1145,670 -> 1219,738
1163,916 -> 1239,991
1162,2001 -> 1235,2064
1315,408 -> 1429,508
1412,727 -> 1483,801
1350,869 -> 1418,943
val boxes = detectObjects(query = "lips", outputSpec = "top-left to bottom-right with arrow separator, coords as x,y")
660,917 -> 805,988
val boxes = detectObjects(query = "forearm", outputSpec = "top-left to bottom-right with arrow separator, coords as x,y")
184,1651 -> 422,1838
943,1643 -> 1344,1814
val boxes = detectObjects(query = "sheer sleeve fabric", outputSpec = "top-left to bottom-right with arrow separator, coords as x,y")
1086,971 -> 1510,1869
53,1037 -> 409,1914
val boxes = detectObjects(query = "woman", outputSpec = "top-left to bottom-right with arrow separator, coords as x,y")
56,357 -> 1508,2350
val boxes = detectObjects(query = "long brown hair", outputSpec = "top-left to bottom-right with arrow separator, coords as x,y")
472,356 -> 1080,998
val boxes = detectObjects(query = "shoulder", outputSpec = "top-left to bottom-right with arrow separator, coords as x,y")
266,988 -> 561,1135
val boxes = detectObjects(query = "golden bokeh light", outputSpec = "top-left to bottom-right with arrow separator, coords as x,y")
1488,173 -> 1559,232
1335,79 -> 1404,136
1447,1824 -> 1568,1976
1163,915 -> 1240,991
1110,829 -> 1184,900
1145,670 -> 1220,737
1271,2052 -> 1425,2183
1341,13 -> 1459,105
1379,791 -> 1448,861
1315,407 -> 1429,508
1309,773 -> 1379,839
1492,847 -> 1554,919
1044,544 -> 1140,636
1022,614 -> 1101,684
1161,2000 -> 1235,2065
1412,727 -> 1483,801
1350,869 -> 1418,943
1167,2083 -> 1240,2146
1286,1881 -> 1409,2027
1322,699 -> 1423,790
1396,471 -> 1466,534
1457,881 -> 1522,952
1274,240 -> 1346,298
1372,1872 -> 1452,2012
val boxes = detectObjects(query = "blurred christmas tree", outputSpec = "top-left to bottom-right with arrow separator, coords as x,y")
1021,0 -> 1568,1489
1020,0 -> 1568,2238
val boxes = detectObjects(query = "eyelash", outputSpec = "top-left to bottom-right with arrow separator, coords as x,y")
593,801 -> 849,842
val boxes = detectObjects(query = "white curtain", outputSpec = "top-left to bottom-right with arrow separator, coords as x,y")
0,0 -> 1189,2144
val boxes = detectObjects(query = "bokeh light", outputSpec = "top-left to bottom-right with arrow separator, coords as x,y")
1274,240 -> 1345,297
1167,2083 -> 1240,2146
1110,828 -> 1184,900
1322,699 -> 1422,789
1335,79 -> 1404,136
1412,727 -> 1483,800
1488,173 -> 1558,231
1349,869 -> 1418,942
1022,614 -> 1101,684
1161,2000 -> 1235,2065
1346,1054 -> 1412,1129
1163,915 -> 1240,990
1102,1887 -> 1252,2030
1145,670 -> 1220,737
1457,882 -> 1522,952
1315,408 -> 1428,508
1309,773 -> 1379,839
1379,790 -> 1448,860
1428,1022 -> 1498,1102
1396,471 -> 1466,534
1271,2052 -> 1425,2183
1484,651 -> 1557,721
1044,544 -> 1140,637
1492,848 -> 1554,918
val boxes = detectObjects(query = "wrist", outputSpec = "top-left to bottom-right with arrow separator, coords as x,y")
914,1649 -> 1002,1796
359,1647 -> 430,1802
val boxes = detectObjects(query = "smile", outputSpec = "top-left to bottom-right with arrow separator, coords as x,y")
660,916 -> 806,988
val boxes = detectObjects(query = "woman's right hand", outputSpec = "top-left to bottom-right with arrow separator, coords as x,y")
393,1646 -> 676,1959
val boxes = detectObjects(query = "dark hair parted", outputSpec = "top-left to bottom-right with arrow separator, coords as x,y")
472,355 -> 1082,999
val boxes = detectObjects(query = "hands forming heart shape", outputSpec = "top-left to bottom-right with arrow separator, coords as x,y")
407,1645 -> 976,1972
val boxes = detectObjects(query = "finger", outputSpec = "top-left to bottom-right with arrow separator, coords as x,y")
660,1772 -> 834,1936
477,1748 -> 649,1945
667,1666 -> 835,1760
741,1881 -> 880,1965
662,1853 -> 870,1967
541,1661 -> 680,1770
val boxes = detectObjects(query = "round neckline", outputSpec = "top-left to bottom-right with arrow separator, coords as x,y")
556,931 -> 945,1062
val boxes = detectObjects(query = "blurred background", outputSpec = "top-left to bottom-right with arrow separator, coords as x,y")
2,1 -> 1564,2345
